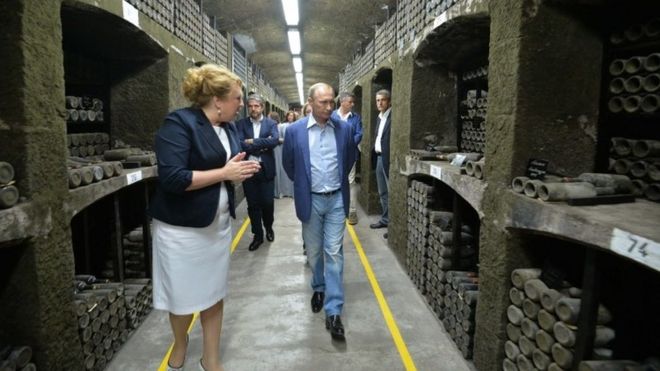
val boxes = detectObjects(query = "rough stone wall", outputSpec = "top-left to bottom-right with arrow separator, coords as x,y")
410,62 -> 457,151
112,59 -> 169,150
389,54 -> 414,263
486,0 -> 602,188
357,78 -> 381,214
474,1 -> 603,370
0,1 -> 83,370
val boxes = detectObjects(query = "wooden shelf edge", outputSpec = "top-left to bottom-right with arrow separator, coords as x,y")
403,156 -> 486,217
65,166 -> 158,219
0,201 -> 53,246
507,191 -> 660,273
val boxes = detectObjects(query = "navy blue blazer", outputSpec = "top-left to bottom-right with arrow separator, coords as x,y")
234,116 -> 279,180
331,110 -> 363,148
282,116 -> 357,222
150,107 -> 240,227
372,112 -> 391,176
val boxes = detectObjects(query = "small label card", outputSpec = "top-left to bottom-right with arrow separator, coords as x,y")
430,165 -> 442,180
126,171 -> 143,185
610,228 -> 660,273
526,158 -> 549,179
122,1 -> 140,28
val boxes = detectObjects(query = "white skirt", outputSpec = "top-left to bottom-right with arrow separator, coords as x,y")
152,185 -> 231,315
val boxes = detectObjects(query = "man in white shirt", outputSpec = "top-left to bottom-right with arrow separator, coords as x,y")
331,92 -> 363,225
370,90 -> 391,239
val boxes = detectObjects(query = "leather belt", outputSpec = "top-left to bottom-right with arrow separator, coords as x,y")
312,189 -> 340,196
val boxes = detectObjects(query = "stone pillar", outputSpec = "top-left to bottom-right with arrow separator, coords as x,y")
0,0 -> 83,370
357,79 -> 381,214
389,55 -> 414,262
474,1 -> 603,369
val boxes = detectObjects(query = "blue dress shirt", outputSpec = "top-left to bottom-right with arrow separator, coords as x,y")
307,116 -> 340,193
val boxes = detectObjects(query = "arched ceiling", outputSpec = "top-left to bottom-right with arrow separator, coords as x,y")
203,0 -> 398,104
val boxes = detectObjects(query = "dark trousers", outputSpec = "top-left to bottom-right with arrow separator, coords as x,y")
243,169 -> 274,238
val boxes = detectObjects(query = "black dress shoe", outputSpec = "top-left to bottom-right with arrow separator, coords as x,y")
369,221 -> 387,229
248,237 -> 263,251
311,291 -> 324,313
384,232 -> 388,239
266,228 -> 275,242
325,315 -> 345,341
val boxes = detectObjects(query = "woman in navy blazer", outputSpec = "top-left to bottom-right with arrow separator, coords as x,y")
150,64 -> 260,371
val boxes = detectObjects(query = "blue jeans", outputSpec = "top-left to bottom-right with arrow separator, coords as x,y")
302,192 -> 345,316
375,156 -> 389,225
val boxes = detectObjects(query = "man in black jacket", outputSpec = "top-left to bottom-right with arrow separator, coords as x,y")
370,89 -> 391,239
235,94 -> 279,250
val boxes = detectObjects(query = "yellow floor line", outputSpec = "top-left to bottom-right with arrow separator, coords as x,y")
157,217 -> 251,371
347,222 -> 418,371
231,217 -> 251,254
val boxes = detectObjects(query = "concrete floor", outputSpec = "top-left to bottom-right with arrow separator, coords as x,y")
107,196 -> 474,371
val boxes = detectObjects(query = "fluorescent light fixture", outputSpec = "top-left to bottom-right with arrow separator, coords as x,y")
281,0 -> 299,26
292,57 -> 302,73
287,29 -> 301,55
296,72 -> 304,104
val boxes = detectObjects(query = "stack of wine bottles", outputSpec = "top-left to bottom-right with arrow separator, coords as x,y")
0,345 -> 35,370
0,161 -> 19,209
73,274 -> 153,370
65,96 -> 104,123
406,180 -> 438,293
504,268 -> 616,371
609,137 -> 660,201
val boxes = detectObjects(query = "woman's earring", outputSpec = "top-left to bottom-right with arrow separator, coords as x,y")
217,108 -> 222,117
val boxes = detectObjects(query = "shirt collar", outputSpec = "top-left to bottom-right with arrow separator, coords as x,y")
379,107 -> 391,121
339,110 -> 353,121
307,115 -> 335,129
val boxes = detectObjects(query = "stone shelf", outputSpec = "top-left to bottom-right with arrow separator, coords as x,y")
508,192 -> 660,273
0,201 -> 53,246
402,156 -> 486,216
65,166 -> 157,219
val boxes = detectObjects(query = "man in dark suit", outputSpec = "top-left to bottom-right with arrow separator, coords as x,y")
370,89 -> 391,239
235,94 -> 279,251
283,83 -> 357,341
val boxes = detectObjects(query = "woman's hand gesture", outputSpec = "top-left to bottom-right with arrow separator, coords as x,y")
222,152 -> 261,182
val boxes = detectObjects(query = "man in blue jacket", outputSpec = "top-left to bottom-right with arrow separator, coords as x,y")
283,83 -> 357,341
235,94 -> 279,251
331,92 -> 363,225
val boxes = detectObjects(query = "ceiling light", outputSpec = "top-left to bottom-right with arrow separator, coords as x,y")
281,0 -> 299,26
292,57 -> 303,73
296,72 -> 304,104
287,29 -> 301,55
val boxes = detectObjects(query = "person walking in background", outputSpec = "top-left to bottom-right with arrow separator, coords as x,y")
283,83 -> 357,341
284,110 -> 296,124
269,111 -> 283,199
150,64 -> 261,371
302,103 -> 312,117
331,92 -> 363,225
276,112 -> 294,198
235,94 -> 279,251
370,89 -> 391,239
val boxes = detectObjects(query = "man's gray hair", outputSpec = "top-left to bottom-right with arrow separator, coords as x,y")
308,82 -> 334,99
375,89 -> 391,99
246,93 -> 264,105
338,91 -> 356,102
